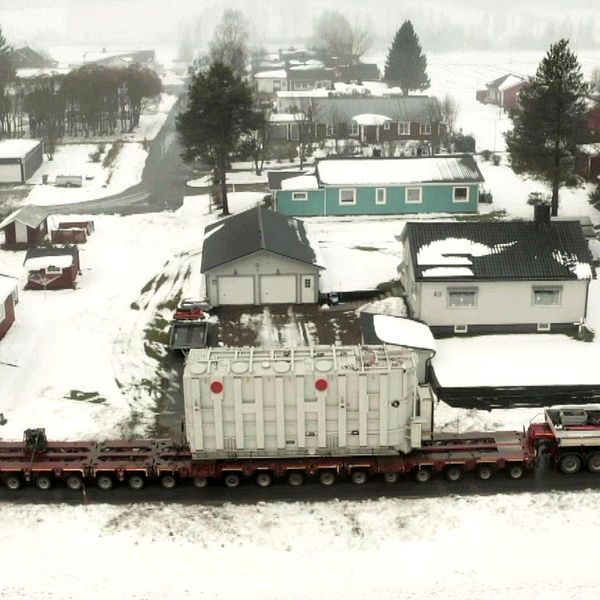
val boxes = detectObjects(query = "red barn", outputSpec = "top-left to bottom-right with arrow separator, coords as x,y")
0,205 -> 49,249
23,246 -> 80,290
0,275 -> 17,340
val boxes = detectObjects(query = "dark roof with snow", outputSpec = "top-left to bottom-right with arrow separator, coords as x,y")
403,220 -> 594,281
337,63 -> 380,82
267,170 -> 306,191
201,206 -> 323,272
0,205 -> 50,230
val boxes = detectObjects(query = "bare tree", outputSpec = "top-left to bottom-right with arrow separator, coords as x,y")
314,11 -> 371,66
591,67 -> 600,93
209,9 -> 249,76
438,94 -> 460,133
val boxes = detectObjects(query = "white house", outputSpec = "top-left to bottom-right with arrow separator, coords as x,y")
0,139 -> 43,183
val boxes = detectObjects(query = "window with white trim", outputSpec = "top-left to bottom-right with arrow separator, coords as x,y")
304,277 -> 312,288
288,123 -> 299,141
339,188 -> 356,205
351,121 -> 359,136
326,124 -> 336,136
398,121 -> 410,135
273,80 -> 281,92
448,288 -> 478,308
292,191 -> 307,201
46,265 -> 62,273
420,123 -> 432,135
383,121 -> 391,130
532,287 -> 562,306
405,187 -> 422,204
453,186 -> 469,203
375,188 -> 386,205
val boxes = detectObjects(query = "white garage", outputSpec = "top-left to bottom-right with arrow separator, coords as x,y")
201,206 -> 324,307
0,139 -> 43,183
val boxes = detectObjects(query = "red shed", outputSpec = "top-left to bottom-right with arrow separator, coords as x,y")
23,246 -> 80,290
0,275 -> 18,340
0,205 -> 49,249
584,103 -> 600,141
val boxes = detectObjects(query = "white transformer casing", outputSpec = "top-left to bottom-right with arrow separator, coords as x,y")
545,405 -> 600,447
183,345 -> 432,460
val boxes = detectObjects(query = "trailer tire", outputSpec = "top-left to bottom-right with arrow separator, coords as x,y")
588,453 -> 600,474
476,464 -> 493,480
66,475 -> 83,491
224,473 -> 241,488
35,475 -> 52,491
192,476 -> 208,488
128,475 -> 145,490
160,474 -> 177,489
255,472 -> 273,488
444,465 -> 463,482
351,470 -> 368,485
318,471 -> 336,486
383,472 -> 399,484
287,472 -> 304,487
507,463 -> 525,480
560,454 -> 582,475
96,475 -> 114,491
4,475 -> 21,491
414,468 -> 432,483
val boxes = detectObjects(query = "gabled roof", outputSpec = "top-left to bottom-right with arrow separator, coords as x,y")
201,206 -> 323,272
287,66 -> 334,80
267,170 -> 306,191
486,73 -> 524,90
11,46 -> 57,68
403,221 -> 594,281
0,205 -> 50,231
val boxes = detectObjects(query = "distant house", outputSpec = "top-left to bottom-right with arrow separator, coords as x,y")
254,64 -> 334,95
583,99 -> 600,142
255,69 -> 289,94
83,49 -> 158,71
0,139 -> 43,183
336,62 -> 380,83
0,205 -> 49,249
476,74 -> 527,111
201,206 -> 323,306
24,246 -> 80,290
11,46 -> 57,69
0,275 -> 18,340
400,208 -> 594,336
270,155 -> 484,217
575,143 -> 600,180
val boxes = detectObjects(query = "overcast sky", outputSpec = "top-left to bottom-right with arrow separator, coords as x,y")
0,0 -> 598,55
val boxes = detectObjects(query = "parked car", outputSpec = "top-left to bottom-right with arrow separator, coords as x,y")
55,175 -> 83,188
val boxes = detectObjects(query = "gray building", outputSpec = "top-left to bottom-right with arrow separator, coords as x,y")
400,210 -> 595,335
0,139 -> 43,183
201,207 -> 323,306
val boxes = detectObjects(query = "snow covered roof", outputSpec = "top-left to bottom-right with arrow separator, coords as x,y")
0,139 -> 42,159
276,89 -> 331,98
269,113 -> 305,123
351,113 -> 392,126
254,69 -> 287,79
498,74 -> 526,91
360,313 -> 436,354
0,275 -> 17,300
0,205 -> 49,230
316,155 -> 484,187
280,175 -> 320,191
24,255 -> 74,271
404,221 -> 595,281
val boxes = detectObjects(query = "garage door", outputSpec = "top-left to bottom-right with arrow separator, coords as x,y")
0,164 -> 22,183
218,276 -> 254,305
260,275 -> 296,304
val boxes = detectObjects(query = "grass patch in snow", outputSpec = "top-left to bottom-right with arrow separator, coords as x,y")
65,390 -> 106,404
130,301 -> 140,310
143,315 -> 170,361
353,245 -> 380,252
157,289 -> 182,311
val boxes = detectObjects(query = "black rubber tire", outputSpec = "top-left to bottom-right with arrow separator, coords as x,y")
507,463 -> 525,480
560,454 -> 582,475
255,472 -> 273,488
192,476 -> 208,488
351,471 -> 368,485
383,472 -> 399,484
128,475 -> 145,490
287,472 -> 304,487
414,468 -> 432,483
160,474 -> 177,489
476,464 -> 494,481
318,471 -> 336,486
35,475 -> 52,491
96,475 -> 114,491
5,475 -> 21,491
66,475 -> 83,491
588,453 -> 600,474
224,473 -> 241,488
444,465 -> 463,482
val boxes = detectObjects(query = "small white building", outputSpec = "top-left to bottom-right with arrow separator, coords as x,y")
254,69 -> 289,95
0,139 -> 43,183
201,206 -> 323,306
400,208 -> 595,335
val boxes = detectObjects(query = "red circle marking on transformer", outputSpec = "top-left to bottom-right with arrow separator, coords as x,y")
315,378 -> 328,392
210,381 -> 224,394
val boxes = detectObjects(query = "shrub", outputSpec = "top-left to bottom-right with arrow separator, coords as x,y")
491,153 -> 501,166
481,149 -> 492,161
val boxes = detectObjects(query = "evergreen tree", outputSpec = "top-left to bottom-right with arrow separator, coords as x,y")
176,62 -> 255,215
505,39 -> 590,216
384,21 -> 430,95
0,26 -> 14,85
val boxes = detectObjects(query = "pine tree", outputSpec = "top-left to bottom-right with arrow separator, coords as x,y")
384,21 -> 430,95
505,39 -> 590,216
0,26 -> 15,86
176,62 -> 255,215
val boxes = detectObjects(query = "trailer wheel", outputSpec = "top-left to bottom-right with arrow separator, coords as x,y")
351,471 -> 368,485
383,472 -> 399,484
96,475 -> 114,491
128,475 -> 145,490
66,475 -> 83,491
444,466 -> 463,482
4,475 -> 22,491
255,472 -> 273,488
560,454 -> 582,475
318,471 -> 336,486
160,474 -> 177,489
414,468 -> 431,483
35,475 -> 52,491
476,465 -> 493,481
507,463 -> 525,480
287,472 -> 304,487
588,453 -> 600,473
192,476 -> 208,488
224,473 -> 241,488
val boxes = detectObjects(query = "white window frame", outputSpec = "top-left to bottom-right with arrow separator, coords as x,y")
532,287 -> 562,306
273,80 -> 281,92
383,121 -> 391,130
453,186 -> 470,203
398,121 -> 410,135
287,123 -> 299,141
447,288 -> 478,308
326,124 -> 336,136
420,123 -> 432,135
454,324 -> 468,333
303,277 -> 312,289
292,191 -> 307,201
339,188 -> 356,205
375,188 -> 387,205
537,323 -> 551,332
351,121 -> 359,136
405,187 -> 422,204
46,265 -> 62,273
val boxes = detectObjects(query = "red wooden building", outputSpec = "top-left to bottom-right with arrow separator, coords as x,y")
0,275 -> 18,340
23,246 -> 80,290
584,103 -> 600,141
0,205 -> 49,249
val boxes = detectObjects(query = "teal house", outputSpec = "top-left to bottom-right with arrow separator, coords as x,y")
268,155 -> 484,217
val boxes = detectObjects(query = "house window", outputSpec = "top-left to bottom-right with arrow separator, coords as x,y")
532,287 -> 562,306
326,124 -> 336,136
420,123 -> 432,135
273,80 -> 281,92
376,188 -> 386,205
288,123 -> 299,141
448,288 -> 478,308
304,278 -> 312,288
454,324 -> 468,333
405,187 -> 422,204
383,121 -> 391,130
537,323 -> 551,332
292,191 -> 307,201
339,188 -> 356,205
351,121 -> 359,136
398,121 -> 410,135
453,186 -> 470,203
46,265 -> 62,273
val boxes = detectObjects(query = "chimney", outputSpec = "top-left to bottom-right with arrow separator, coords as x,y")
534,202 -> 551,225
